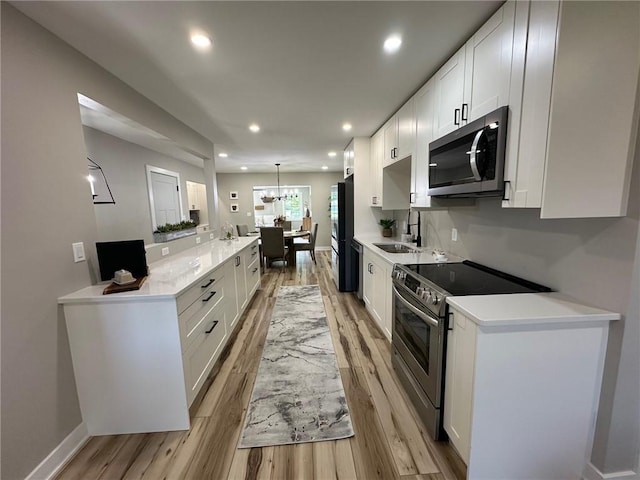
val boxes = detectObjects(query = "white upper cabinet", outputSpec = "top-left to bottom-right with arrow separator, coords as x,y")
503,0 -> 639,218
434,2 -> 517,138
434,47 -> 466,138
411,79 -> 436,207
397,98 -> 415,162
540,1 -> 639,218
463,1 -> 516,122
344,139 -> 354,178
383,97 -> 415,167
370,129 -> 384,207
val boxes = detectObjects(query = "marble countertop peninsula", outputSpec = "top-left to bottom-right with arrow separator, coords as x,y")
59,236 -> 258,304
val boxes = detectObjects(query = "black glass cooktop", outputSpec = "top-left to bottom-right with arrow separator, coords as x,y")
403,260 -> 551,296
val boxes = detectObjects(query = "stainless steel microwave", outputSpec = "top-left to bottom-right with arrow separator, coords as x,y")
428,106 -> 508,197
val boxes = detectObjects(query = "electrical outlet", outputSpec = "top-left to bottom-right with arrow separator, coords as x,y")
451,228 -> 458,242
196,237 -> 201,244
161,247 -> 170,256
72,242 -> 86,262
209,233 -> 214,240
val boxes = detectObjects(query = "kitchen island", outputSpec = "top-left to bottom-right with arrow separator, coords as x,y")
58,236 -> 261,435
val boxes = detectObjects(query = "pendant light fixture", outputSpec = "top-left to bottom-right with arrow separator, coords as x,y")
261,163 -> 298,202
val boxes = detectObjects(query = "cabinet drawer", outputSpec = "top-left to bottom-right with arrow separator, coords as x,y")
246,244 -> 260,264
179,284 -> 224,351
183,302 -> 227,405
176,271 -> 222,315
247,260 -> 261,296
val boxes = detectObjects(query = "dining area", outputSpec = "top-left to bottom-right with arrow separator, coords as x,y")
236,222 -> 318,269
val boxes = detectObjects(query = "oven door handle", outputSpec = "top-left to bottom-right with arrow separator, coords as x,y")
393,285 -> 440,328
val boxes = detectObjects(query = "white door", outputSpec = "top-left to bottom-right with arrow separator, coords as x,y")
150,171 -> 180,227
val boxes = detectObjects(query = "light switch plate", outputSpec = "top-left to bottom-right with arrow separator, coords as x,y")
196,237 -> 201,244
209,233 -> 214,240
451,228 -> 458,242
247,212 -> 251,217
72,242 -> 86,262
161,247 -> 170,256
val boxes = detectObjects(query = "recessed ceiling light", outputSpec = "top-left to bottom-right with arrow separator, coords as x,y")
240,166 -> 248,170
249,124 -> 260,133
342,123 -> 352,132
384,35 -> 402,54
321,166 -> 329,170
328,151 -> 337,157
191,34 -> 211,48
218,152 -> 228,158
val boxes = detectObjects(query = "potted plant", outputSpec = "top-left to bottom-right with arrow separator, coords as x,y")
153,220 -> 197,243
379,218 -> 395,237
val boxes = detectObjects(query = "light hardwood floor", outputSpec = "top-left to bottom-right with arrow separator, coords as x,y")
56,251 -> 466,480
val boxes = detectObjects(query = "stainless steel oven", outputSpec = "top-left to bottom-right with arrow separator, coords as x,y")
392,281 -> 445,439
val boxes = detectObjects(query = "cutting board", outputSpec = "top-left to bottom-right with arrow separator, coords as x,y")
103,276 -> 147,295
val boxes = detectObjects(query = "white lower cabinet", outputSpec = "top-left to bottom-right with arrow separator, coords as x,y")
443,309 -> 477,465
362,247 -> 392,339
61,238 -> 261,435
443,304 -> 612,479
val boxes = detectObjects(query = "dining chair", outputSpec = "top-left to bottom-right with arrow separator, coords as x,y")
236,224 -> 249,237
260,227 -> 289,269
281,220 -> 292,231
293,222 -> 318,264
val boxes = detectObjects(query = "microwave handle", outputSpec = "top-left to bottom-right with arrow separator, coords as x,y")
468,129 -> 485,181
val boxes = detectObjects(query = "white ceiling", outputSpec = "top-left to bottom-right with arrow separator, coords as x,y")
14,1 -> 502,173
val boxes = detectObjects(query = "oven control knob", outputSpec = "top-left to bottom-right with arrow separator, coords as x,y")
416,286 -> 424,296
422,290 -> 430,301
431,295 -> 440,305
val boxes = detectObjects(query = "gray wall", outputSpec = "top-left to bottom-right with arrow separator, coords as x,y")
216,172 -> 344,248
0,5 -> 213,479
400,139 -> 640,473
83,127 -> 207,245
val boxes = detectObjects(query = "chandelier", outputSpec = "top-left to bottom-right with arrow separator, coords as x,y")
261,163 -> 298,202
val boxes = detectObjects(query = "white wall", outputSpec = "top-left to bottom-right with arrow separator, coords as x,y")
0,5 -> 213,479
83,127 -> 207,245
216,172 -> 343,248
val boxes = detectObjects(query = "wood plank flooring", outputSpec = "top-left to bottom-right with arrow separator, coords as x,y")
56,251 -> 466,480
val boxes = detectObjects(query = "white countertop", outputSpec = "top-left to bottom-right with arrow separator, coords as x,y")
354,233 -> 464,265
59,236 -> 258,304
447,292 -> 620,327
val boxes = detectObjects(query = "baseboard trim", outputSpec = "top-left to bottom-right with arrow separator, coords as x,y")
26,422 -> 89,480
584,462 -> 639,480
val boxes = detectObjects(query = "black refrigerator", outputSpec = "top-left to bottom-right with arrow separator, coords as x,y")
330,175 -> 355,292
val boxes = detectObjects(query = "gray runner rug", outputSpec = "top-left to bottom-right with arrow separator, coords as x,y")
238,285 -> 354,448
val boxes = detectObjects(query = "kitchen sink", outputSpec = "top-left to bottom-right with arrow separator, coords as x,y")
373,243 -> 417,254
